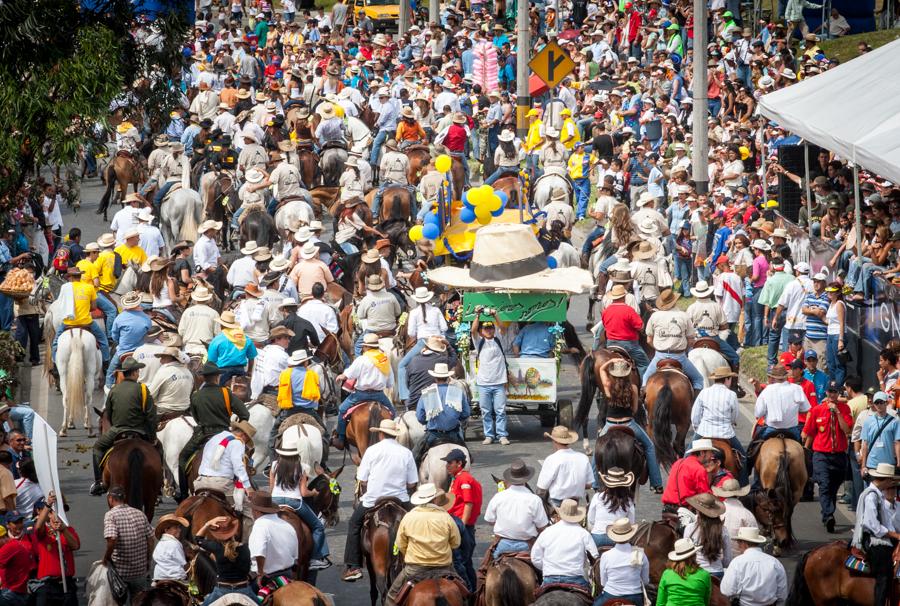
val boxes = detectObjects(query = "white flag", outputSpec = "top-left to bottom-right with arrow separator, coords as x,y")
31,414 -> 68,526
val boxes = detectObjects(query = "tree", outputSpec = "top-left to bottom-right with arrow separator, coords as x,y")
0,0 -> 191,206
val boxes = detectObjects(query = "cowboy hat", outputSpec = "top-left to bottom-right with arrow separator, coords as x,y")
293,226 -> 313,243
120,357 -> 145,372
734,526 -> 767,544
242,283 -> 263,299
452,112 -> 467,124
148,257 -> 172,273
384,138 -> 399,151
607,518 -> 638,542
153,346 -> 182,360
712,478 -> 751,498
171,240 -> 193,255
427,363 -> 454,379
299,242 -> 319,260
236,89 -> 251,99
276,428 -> 301,457
555,499 -> 587,523
549,187 -> 568,204
767,364 -> 788,380
410,483 -> 455,509
426,224 -> 593,294
270,256 -> 291,272
636,191 -> 657,207
609,284 -> 628,300
253,247 -> 272,262
498,130 -> 514,143
709,366 -> 736,380
245,169 -> 265,185
361,249 -> 381,264
544,425 -> 578,445
121,291 -> 143,309
687,492 -> 727,518
123,228 -> 140,240
750,238 -> 770,251
609,259 -> 632,274
869,462 -> 899,479
288,349 -> 312,366
191,286 -> 213,303
425,335 -> 447,353
631,240 -> 658,260
269,326 -> 295,341
668,538 -> 699,561
198,362 -> 222,377
308,220 -> 323,232
771,228 -> 789,239
400,106 -> 415,119
140,255 -> 159,272
637,217 -> 660,237
199,219 -> 223,233
412,287 -> 434,303
690,279 -> 715,298
655,288 -> 680,310
607,359 -> 632,378
369,419 -> 402,437
317,103 -> 336,119
216,310 -> 240,329
686,438 -> 718,455
366,274 -> 385,291
502,459 -> 534,486
361,333 -> 381,348
154,514 -> 189,539
84,242 -> 100,253
277,140 -> 297,153
230,420 -> 257,440
599,467 -> 635,488
97,233 -> 116,248
249,491 -> 280,514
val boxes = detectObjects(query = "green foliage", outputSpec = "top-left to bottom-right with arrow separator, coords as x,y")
0,332 -> 24,399
818,28 -> 900,62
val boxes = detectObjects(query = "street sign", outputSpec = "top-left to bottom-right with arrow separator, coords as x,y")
528,41 -> 576,89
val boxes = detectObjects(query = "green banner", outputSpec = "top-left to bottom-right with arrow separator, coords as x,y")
461,292 -> 568,323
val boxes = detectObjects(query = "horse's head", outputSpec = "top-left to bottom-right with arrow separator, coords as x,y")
309,467 -> 343,527
750,488 -> 789,547
94,407 -> 110,434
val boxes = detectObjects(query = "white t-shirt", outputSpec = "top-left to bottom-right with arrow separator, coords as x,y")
474,336 -> 507,386
357,438 -> 418,508
248,514 -> 300,574
587,492 -> 636,535
42,195 -> 64,230
152,534 -> 187,581
536,448 -> 594,502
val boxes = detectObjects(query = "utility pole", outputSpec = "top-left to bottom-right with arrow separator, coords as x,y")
429,0 -> 438,25
515,0 -> 531,137
691,0 -> 709,194
399,0 -> 409,35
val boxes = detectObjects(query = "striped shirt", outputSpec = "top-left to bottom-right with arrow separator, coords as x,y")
803,292 -> 829,340
691,383 -> 739,439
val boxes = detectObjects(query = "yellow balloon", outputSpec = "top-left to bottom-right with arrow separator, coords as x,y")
435,154 -> 452,173
409,225 -> 424,242
468,187 -> 487,205
487,195 -> 503,212
475,205 -> 493,225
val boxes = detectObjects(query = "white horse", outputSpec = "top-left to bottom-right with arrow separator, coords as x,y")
398,408 -> 470,490
274,197 -> 316,238
86,561 -> 118,606
688,347 -> 731,388
248,402 -> 276,470
532,170 -> 572,210
280,422 -> 325,477
378,337 -> 402,404
159,186 -> 202,250
158,415 -> 196,496
55,328 -> 101,437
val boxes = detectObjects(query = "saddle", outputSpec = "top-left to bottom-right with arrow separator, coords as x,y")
395,572 -> 470,606
116,149 -> 136,160
147,580 -> 191,606
745,431 -> 801,470
363,497 -> 407,534
404,144 -> 431,155
846,545 -> 871,574
321,140 -> 347,152
693,337 -> 721,352
157,410 -> 189,432
255,392 -> 280,417
533,583 -> 592,605
60,324 -> 103,349
278,411 -> 326,437
99,431 -> 150,469
656,358 -> 682,371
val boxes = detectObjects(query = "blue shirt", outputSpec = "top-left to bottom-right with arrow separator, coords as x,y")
862,414 -> 900,469
513,323 -> 554,357
710,226 -> 733,263
8,405 -> 35,440
624,94 -> 642,130
207,333 -> 258,368
667,201 -> 690,232
180,124 -> 201,157
647,166 -> 664,198
461,49 -> 474,75
803,368 -> 829,402
110,310 -> 152,354
375,98 -> 400,131
803,292 -> 829,340
165,118 -> 185,141
416,384 -> 470,432
283,366 -> 315,409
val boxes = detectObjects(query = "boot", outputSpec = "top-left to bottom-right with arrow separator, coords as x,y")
90,454 -> 106,496
330,432 -> 345,451
176,467 -> 190,502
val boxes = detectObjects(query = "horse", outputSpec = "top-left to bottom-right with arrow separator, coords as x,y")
175,492 -> 241,539
594,427 -> 648,494
531,172 -> 571,210
159,187 -> 202,251
483,556 -> 538,606
320,145 -> 348,187
645,367 -> 694,469
492,174 -> 524,209
346,401 -> 394,465
248,402 -> 277,470
132,580 -> 192,606
157,415 -> 195,497
404,578 -> 469,606
755,436 -> 807,550
310,185 -> 341,217
362,498 -> 407,606
298,148 -> 319,188
365,185 -> 414,226
56,328 -> 101,437
575,349 -> 642,448
102,437 -> 163,520
274,196 -> 316,240
98,154 -> 145,220
270,580 -> 332,605
787,540 -> 892,606
200,171 -> 239,248
419,442 -> 471,491
405,145 -> 431,185
532,587 -> 593,605
687,347 -> 730,389
307,466 -> 344,527
239,206 -> 278,249
740,489 -> 791,554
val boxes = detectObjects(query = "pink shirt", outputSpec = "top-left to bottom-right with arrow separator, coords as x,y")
289,259 -> 334,297
751,255 -> 769,289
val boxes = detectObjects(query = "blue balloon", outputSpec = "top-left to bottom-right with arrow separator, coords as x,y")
422,223 -> 441,240
460,206 -> 477,223
491,205 -> 505,217
547,256 -> 558,269
462,191 -> 474,209
424,212 -> 439,225
496,191 -> 509,205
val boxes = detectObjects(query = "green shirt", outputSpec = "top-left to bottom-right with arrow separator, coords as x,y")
189,383 -> 249,433
758,270 -> 793,309
104,379 -> 156,439
255,21 -> 269,47
656,567 -> 711,606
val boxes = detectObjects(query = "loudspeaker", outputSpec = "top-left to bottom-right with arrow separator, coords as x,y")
777,144 -> 821,223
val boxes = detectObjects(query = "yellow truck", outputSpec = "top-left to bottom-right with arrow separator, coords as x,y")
347,0 -> 400,31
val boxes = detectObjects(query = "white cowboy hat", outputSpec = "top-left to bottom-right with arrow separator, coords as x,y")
270,255 -> 291,272
84,242 -> 100,253
309,220 -> 324,232
607,358 -> 632,377
279,297 -> 299,309
668,538 -> 699,561
427,224 -> 593,294
288,349 -> 312,366
136,208 -> 154,223
412,287 -> 434,303
361,332 -> 381,348
607,518 -> 638,543
240,240 -> 259,255
686,438 -> 717,455
690,279 -> 715,298
555,499 -> 587,524
191,286 -> 213,302
734,527 -> 767,544
410,483 -> 455,508
294,226 -> 313,243
97,233 -> 116,248
245,169 -> 265,184
637,217 -> 660,236
427,363 -> 454,379
123,228 -> 140,240
276,429 -> 301,456
361,249 -> 381,264
299,242 -> 319,259
869,462 -> 899,478
609,259 -> 632,274
750,239 -> 771,251
543,425 -> 578,445
636,191 -> 657,207
369,419 -> 402,437
712,478 -> 751,498
498,130 -> 514,143
216,310 -> 240,329
199,220 -> 223,233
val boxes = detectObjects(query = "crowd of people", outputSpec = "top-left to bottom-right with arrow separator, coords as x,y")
1,0 -> 900,603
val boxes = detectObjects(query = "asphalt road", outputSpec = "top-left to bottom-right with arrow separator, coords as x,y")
32,175 -> 852,603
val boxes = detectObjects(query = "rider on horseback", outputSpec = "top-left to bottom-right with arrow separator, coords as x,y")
642,289 -> 706,393
686,280 -> 741,374
91,358 -> 156,496
271,348 -> 322,453
691,366 -> 748,485
416,363 -> 469,461
371,139 -> 417,219
851,462 -> 900,606
153,142 -> 189,218
93,233 -> 120,337
752,364 -> 810,442
51,267 -> 111,372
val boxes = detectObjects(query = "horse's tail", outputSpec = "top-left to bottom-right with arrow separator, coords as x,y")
575,353 -> 596,434
499,565 -> 528,606
368,403 -> 383,442
66,330 -> 86,428
388,190 -> 405,222
786,549 -> 813,606
127,447 -> 145,510
651,381 -> 677,469
179,192 -> 200,241
42,311 -> 55,378
563,321 -> 586,364
777,441 -> 796,544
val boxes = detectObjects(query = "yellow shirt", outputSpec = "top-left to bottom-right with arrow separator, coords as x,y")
76,258 -> 98,285
395,505 -> 460,566
63,282 -> 97,326
567,151 -> 596,180
94,250 -> 117,292
524,120 -> 544,153
560,117 -> 581,150
115,244 -> 147,268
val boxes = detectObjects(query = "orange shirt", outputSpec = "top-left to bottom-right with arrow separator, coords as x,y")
289,259 -> 334,297
396,121 -> 426,142
220,87 -> 239,109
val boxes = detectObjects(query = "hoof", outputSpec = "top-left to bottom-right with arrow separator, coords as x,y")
67,422 -> 75,429
59,429 -> 67,437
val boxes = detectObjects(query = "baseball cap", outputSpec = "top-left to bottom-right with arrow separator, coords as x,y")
813,272 -> 828,281
4,511 -> 24,523
804,349 -> 818,359
874,391 -> 890,403
788,334 -> 803,345
826,381 -> 841,393
789,359 -> 804,370
794,262 -> 810,274
440,448 -> 468,463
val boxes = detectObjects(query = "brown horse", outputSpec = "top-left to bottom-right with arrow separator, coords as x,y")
594,427 -> 648,494
298,148 -> 319,188
270,580 -> 331,605
364,185 -> 414,225
175,492 -> 241,538
102,437 -> 163,521
755,437 -> 807,550
492,174 -> 524,209
787,540 -> 895,605
310,185 -> 340,218
483,556 -> 537,606
346,401 -> 394,465
644,367 -> 694,469
362,498 -> 407,606
710,438 -> 742,480
575,349 -> 642,442
740,489 -> 791,553
405,145 -> 431,185
406,578 -> 469,605
315,330 -> 344,369
98,154 -> 145,219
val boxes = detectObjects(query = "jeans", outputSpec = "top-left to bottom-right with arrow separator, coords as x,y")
484,167 -> 519,185
582,226 -> 605,256
451,517 -> 477,591
591,533 -> 615,548
52,322 -> 110,365
154,181 -> 175,212
369,129 -> 390,168
595,592 -> 644,606
0,293 -> 12,331
526,154 -> 543,181
696,329 -> 740,368
709,97 -> 721,117
604,340 -> 650,381
398,340 -> 426,402
0,590 -> 28,606
852,262 -> 884,298
494,538 -> 530,558
85,148 -> 97,175
96,293 -> 118,339
846,256 -> 870,288
813,451 -> 846,523
642,352 -> 704,392
766,309 -> 785,366
201,584 -> 257,606
744,286 -> 764,347
478,384 -> 508,440
755,425 -> 802,442
218,365 -> 246,386
573,177 -> 590,220
600,419 -> 663,488
674,257 -> 692,297
826,334 -> 845,386
15,314 -> 41,364
353,329 -> 375,357
336,389 -> 395,440
543,575 -> 590,589
736,64 -> 752,89
272,497 -> 329,559
847,441 -> 863,509
34,577 -> 78,606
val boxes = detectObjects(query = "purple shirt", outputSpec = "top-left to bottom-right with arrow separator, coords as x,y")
751,255 -> 769,288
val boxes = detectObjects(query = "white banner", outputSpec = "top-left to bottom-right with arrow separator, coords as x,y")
31,414 -> 68,526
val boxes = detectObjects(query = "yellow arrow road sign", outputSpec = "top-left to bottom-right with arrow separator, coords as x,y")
528,41 -> 576,89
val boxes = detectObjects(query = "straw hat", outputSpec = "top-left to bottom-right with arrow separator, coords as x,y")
767,365 -> 788,380
300,242 -> 319,260
599,467 -> 635,488
154,514 -> 189,539
412,287 -> 434,303
607,518 -> 638,542
366,274 -> 385,291
318,103 -> 336,119
427,363 -> 454,379
269,326 -> 295,341
361,333 -> 381,348
555,499 -> 587,523
690,279 -> 715,298
655,288 -> 680,310
361,249 -> 381,264
688,492 -> 727,518
288,349 -> 312,366
452,112 -> 467,124
240,240 -> 260,255
712,478 -> 751,498
425,335 -> 447,352
121,291 -> 142,309
609,284 -> 628,300
84,242 -> 100,253
200,219 -> 223,233
400,106 -> 415,119
230,420 -> 257,442
543,425 -> 578,445
685,438 -> 717,455
869,462 -> 899,479
253,247 -> 272,262
608,359 -> 632,378
147,257 -> 172,272
369,419 -> 402,437
191,286 -> 213,303
631,240 -> 658,260
637,217 -> 660,236
216,310 -> 239,329
410,483 -> 455,509
123,228 -> 140,240
502,459 -> 534,485
709,366 -> 736,380
270,255 -> 290,272
668,538 -> 699,561
140,255 -> 159,272
636,191 -> 657,207
734,527 -> 767,544
97,233 -> 116,248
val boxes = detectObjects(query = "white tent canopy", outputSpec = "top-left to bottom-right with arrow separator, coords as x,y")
758,38 -> 900,184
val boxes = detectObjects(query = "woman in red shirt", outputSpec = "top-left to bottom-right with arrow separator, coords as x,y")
32,492 -> 80,606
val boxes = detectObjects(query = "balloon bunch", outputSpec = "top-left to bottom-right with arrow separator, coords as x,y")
459,185 -> 508,226
408,209 -> 444,242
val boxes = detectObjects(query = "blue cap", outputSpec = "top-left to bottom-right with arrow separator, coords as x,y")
4,511 -> 24,523
874,391 -> 889,402
681,221 -> 691,230
804,349 -> 818,359
440,448 -> 467,463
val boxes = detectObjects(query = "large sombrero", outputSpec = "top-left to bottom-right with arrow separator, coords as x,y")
426,224 -> 593,293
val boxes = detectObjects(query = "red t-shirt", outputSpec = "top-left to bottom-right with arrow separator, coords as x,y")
602,302 -> 643,342
443,124 -> 469,153
662,455 -> 711,507
0,539 -> 33,593
447,470 -> 482,526
33,526 -> 79,578
802,402 -> 853,453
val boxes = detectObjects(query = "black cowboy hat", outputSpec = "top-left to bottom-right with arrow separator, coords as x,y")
502,459 -> 534,486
